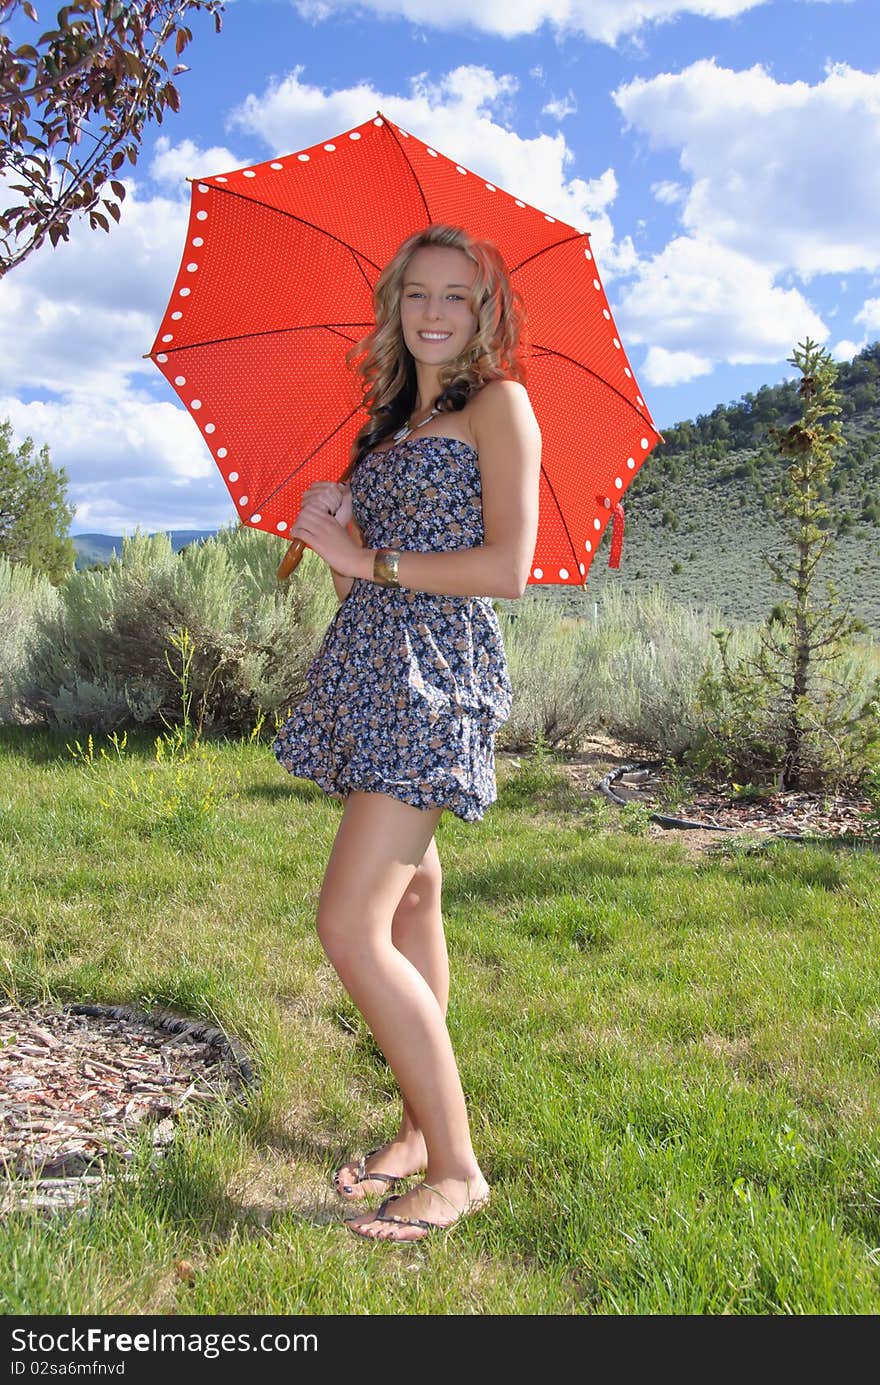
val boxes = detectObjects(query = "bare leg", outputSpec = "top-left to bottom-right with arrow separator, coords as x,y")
317,790 -> 489,1240
335,833 -> 449,1199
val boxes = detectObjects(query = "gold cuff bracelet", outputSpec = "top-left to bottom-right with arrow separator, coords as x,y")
372,548 -> 402,588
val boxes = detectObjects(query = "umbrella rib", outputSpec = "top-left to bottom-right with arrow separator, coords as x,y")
509,230 -> 589,276
374,114 -> 589,271
255,403 -> 366,512
149,323 -> 372,357
537,457 -> 584,581
530,343 -> 660,433
381,116 -> 432,222
350,251 -> 377,298
198,181 -> 384,270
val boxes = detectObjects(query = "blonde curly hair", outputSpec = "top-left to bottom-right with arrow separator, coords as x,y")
340,224 -> 527,481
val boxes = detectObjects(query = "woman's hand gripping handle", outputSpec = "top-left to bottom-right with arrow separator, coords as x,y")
275,482 -> 362,582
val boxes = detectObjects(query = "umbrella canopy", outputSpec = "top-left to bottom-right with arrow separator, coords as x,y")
148,112 -> 662,587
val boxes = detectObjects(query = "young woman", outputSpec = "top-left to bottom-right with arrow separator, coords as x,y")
273,223 -> 541,1243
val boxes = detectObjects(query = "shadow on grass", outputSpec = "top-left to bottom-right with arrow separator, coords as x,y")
246,778 -> 332,806
0,724 -> 210,767
0,725 -> 110,766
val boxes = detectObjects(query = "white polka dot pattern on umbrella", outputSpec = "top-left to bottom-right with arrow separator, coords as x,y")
148,114 -> 659,576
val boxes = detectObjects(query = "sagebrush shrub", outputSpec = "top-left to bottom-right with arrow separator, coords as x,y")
0,554 -> 61,724
13,526 -> 338,735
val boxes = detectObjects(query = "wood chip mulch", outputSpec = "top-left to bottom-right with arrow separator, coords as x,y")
1,1002 -> 255,1214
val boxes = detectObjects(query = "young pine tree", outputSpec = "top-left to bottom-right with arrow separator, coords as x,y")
700,338 -> 880,791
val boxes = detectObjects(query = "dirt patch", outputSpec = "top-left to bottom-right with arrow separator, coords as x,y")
500,735 -> 877,861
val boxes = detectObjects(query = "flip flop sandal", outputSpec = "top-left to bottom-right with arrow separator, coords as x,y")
345,1181 -> 491,1241
332,1148 -> 419,1199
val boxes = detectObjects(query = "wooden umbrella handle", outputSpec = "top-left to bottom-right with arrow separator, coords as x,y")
276,539 -> 306,582
275,514 -> 362,583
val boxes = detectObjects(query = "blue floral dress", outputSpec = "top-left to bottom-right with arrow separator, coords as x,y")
272,435 -> 513,822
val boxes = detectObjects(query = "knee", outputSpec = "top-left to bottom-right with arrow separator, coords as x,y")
316,906 -> 384,972
316,910 -> 352,964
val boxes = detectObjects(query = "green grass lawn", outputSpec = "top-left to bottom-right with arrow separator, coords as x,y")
1,725 -> 879,1315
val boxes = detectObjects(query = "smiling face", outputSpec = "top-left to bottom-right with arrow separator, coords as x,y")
398,244 -> 479,369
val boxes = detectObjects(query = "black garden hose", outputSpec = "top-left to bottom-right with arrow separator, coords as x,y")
597,759 -> 880,851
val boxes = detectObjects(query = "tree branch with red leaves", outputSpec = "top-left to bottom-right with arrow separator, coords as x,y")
0,0 -> 224,274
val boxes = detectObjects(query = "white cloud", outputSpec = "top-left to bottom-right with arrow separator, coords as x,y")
0,391 -> 226,533
613,59 -> 880,280
294,0 -> 771,43
227,63 -> 636,272
854,296 -> 880,334
829,338 -> 863,361
542,92 -> 578,121
640,346 -> 713,386
651,179 -> 686,205
0,127 -> 257,400
615,236 -> 828,373
148,135 -> 244,189
0,139 -> 252,531
0,178 -> 189,396
828,295 -> 880,360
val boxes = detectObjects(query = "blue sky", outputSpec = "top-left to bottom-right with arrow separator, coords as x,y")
1,0 -> 878,534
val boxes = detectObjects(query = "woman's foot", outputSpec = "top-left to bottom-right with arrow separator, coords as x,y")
345,1173 -> 491,1242
333,1131 -> 428,1202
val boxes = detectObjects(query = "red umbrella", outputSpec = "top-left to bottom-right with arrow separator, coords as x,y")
147,112 -> 662,587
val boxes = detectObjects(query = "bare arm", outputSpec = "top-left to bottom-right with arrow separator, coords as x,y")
357,381 -> 541,599
330,567 -> 355,603
330,518 -> 364,602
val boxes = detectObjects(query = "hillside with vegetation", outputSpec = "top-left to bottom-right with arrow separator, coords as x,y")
65,344 -> 880,633
559,342 -> 880,633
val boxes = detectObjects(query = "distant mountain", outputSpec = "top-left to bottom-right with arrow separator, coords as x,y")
67,342 -> 880,631
71,529 -> 218,569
